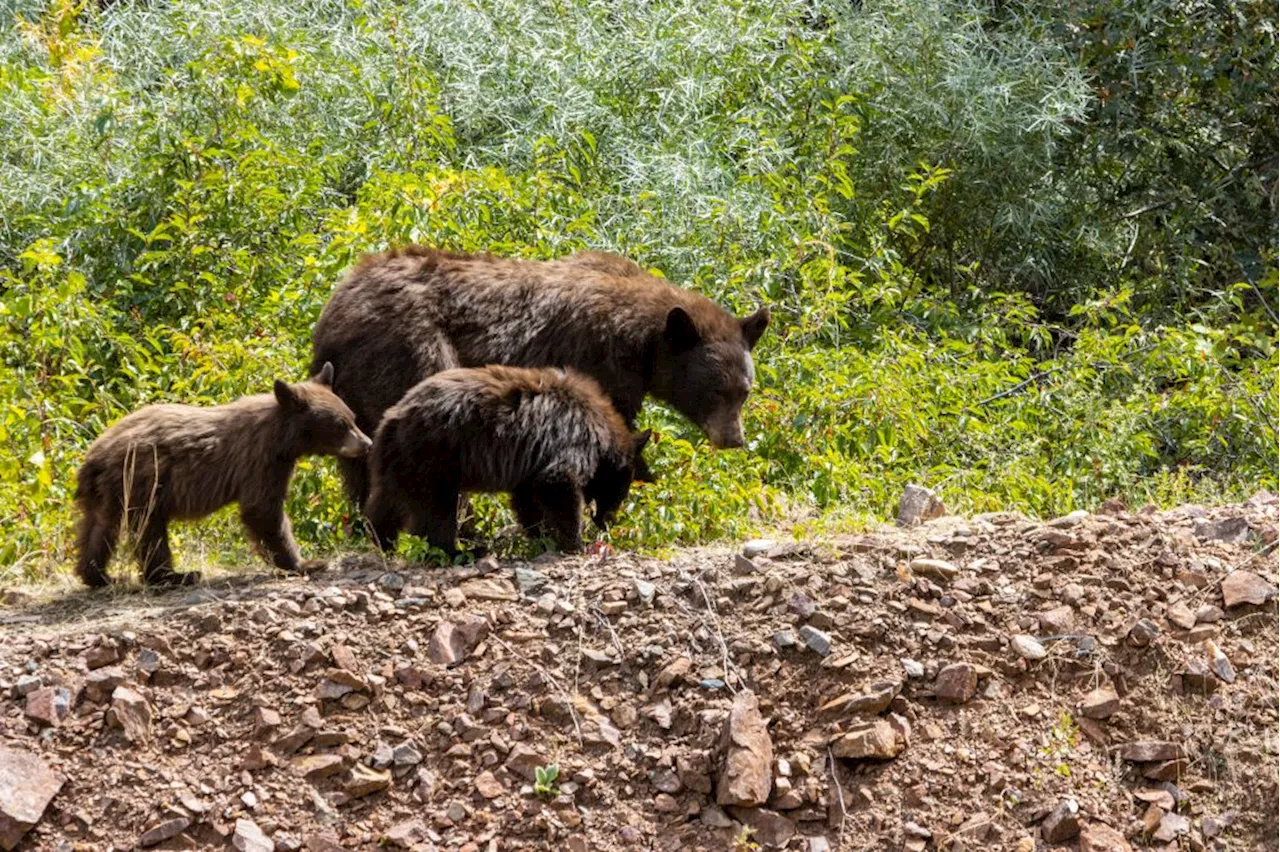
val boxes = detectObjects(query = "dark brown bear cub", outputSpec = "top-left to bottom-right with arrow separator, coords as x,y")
365,366 -> 651,556
74,363 -> 372,588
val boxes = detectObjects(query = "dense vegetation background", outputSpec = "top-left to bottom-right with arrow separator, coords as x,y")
1,0 -> 1276,578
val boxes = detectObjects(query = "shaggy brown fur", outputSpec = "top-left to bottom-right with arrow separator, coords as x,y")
74,363 -> 372,588
309,247 -> 769,506
365,366 -> 651,556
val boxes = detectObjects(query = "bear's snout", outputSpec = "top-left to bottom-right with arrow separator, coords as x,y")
341,429 -> 373,458
705,416 -> 746,449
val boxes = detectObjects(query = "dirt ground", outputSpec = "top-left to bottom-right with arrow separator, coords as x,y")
1,494 -> 1277,851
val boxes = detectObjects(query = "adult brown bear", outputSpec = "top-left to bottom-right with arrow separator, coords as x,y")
310,248 -> 770,506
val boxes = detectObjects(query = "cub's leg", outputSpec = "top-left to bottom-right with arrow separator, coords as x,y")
413,482 -> 462,558
75,503 -> 120,588
364,486 -> 403,555
241,503 -> 304,573
136,512 -> 197,586
530,477 -> 585,553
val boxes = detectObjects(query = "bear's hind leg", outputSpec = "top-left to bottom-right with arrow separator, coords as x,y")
531,477 -> 585,553
363,487 -> 403,554
511,484 -> 549,541
411,483 -> 461,558
76,504 -> 120,588
241,503 -> 304,573
136,512 -> 197,586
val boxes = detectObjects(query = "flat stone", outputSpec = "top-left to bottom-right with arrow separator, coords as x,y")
1079,686 -> 1120,720
83,666 -> 126,703
344,764 -> 391,798
743,539 -> 776,557
797,625 -> 831,657
1037,605 -> 1075,633
830,719 -> 907,760
701,805 -> 734,828
1010,634 -> 1047,661
633,579 -> 656,604
504,743 -> 547,781
1193,516 -> 1251,543
820,681 -> 899,717
293,754 -> 345,779
1205,639 -> 1236,683
716,690 -> 774,808
1127,618 -> 1161,647
1166,601 -> 1197,630
654,656 -> 692,690
514,566 -> 548,596
726,807 -> 796,848
0,746 -> 65,851
910,558 -> 958,581
901,658 -> 925,679
427,615 -> 489,667
1153,812 -> 1189,842
139,817 -> 191,847
1079,822 -> 1132,852
934,663 -> 978,704
474,770 -> 503,799
1041,798 -> 1080,843
459,578 -> 518,602
772,629 -> 797,650
733,554 -> 758,575
233,818 -> 274,852
1222,571 -> 1275,608
382,820 -> 429,849
1115,741 -> 1185,762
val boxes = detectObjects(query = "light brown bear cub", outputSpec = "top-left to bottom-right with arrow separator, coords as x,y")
365,365 -> 651,556
74,363 -> 371,588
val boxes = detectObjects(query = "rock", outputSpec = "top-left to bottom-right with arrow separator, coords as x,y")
727,807 -> 796,848
1152,812 -> 1189,842
1221,570 -> 1276,608
650,767 -> 681,794
1037,605 -> 1075,633
460,578 -> 517,601
733,554 -> 758,575
677,753 -> 713,794
797,625 -> 831,657
514,566 -> 548,596
83,666 -> 126,703
716,689 -> 774,808
701,805 -> 734,828
1195,604 -> 1224,624
910,558 -> 958,581
1166,601 -> 1197,630
830,719 -> 907,760
1079,686 -> 1120,720
392,741 -> 422,767
1041,798 -> 1081,843
1127,618 -> 1161,647
934,663 -> 978,704
233,818 -> 274,852
504,744 -> 547,781
788,593 -> 817,620
24,687 -> 71,727
330,644 -> 359,672
427,616 -> 489,666
953,812 -> 992,841
139,817 -> 191,847
897,484 -> 945,527
820,681 -> 900,716
83,643 -> 120,670
0,746 -> 65,851
1079,822 -> 1132,851
633,579 -> 656,604
901,658 -> 925,679
1115,741 -> 1185,762
1193,516 -> 1251,543
474,770 -> 503,799
654,656 -> 692,690
773,629 -> 797,650
1010,634 -> 1047,661
1205,639 -> 1236,683
293,754 -> 345,779
743,539 -> 776,557
108,686 -> 152,743
382,821 -> 429,849
344,764 -> 392,798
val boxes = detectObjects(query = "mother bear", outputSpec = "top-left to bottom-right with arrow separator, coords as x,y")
310,248 -> 771,506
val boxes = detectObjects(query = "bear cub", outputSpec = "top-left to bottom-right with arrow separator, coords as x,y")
365,365 -> 651,556
74,362 -> 371,588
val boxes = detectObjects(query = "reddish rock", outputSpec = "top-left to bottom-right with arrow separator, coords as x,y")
1221,571 -> 1276,608
139,817 -> 191,847
1079,686 -> 1120,720
830,719 -> 907,760
934,663 -> 978,703
108,686 -> 152,743
1079,822 -> 1132,851
1041,798 -> 1081,843
726,807 -> 796,848
0,747 -> 65,851
716,690 -> 774,808
23,687 -> 71,728
1115,741 -> 1185,762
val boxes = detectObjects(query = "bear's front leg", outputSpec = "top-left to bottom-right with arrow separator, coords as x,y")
531,477 -> 585,553
240,503 -> 304,573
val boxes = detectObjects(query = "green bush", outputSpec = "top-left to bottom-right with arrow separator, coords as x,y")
0,0 -> 1274,582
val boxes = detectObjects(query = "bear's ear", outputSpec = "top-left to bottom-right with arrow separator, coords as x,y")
740,306 -> 770,350
315,361 -> 335,387
274,380 -> 302,411
631,428 -> 653,456
664,306 -> 701,352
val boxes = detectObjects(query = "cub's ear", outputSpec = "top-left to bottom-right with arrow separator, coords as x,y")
664,306 -> 701,352
740,306 -> 770,350
314,361 -> 335,387
274,380 -> 302,411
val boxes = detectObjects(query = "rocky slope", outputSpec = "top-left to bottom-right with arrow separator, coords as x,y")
1,493 -> 1277,851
